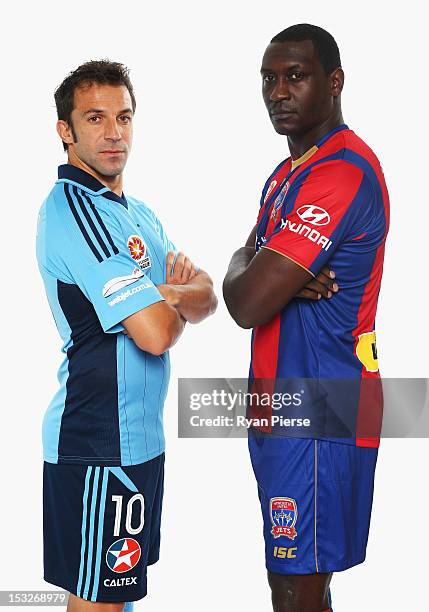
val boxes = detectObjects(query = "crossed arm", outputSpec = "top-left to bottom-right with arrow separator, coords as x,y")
122,251 -> 217,355
223,225 -> 338,329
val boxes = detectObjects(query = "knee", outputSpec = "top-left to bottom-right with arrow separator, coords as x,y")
268,572 -> 297,610
267,571 -> 331,612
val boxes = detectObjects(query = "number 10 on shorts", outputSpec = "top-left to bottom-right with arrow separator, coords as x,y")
112,494 -> 145,536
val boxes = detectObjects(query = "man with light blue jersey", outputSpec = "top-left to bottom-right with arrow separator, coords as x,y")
37,60 -> 217,611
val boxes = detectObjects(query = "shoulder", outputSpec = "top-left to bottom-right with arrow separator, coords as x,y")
127,194 -> 165,230
301,128 -> 388,200
127,194 -> 157,218
40,182 -> 123,267
338,130 -> 387,191
298,155 -> 366,204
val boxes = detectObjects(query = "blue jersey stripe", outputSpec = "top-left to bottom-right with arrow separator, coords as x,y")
142,360 -> 149,458
73,187 -> 112,259
64,184 -> 104,263
109,466 -> 139,492
77,466 -> 93,596
83,193 -> 120,255
156,360 -> 165,454
90,467 -> 109,601
83,466 -> 100,598
117,334 -> 132,464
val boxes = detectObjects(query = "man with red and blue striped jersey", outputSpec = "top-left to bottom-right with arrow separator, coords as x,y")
223,24 -> 389,612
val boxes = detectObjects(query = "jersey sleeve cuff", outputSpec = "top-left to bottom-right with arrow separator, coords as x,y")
100,284 -> 165,334
261,246 -> 315,277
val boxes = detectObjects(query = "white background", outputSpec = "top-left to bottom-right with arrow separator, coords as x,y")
1,1 -> 428,610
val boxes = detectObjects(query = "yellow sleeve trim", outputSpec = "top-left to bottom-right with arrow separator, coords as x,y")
261,246 -> 315,277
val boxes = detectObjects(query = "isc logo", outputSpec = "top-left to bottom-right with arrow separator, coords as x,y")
273,546 -> 298,559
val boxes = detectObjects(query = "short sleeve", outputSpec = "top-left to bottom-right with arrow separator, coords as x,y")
263,161 -> 369,275
72,251 -> 164,333
49,188 -> 164,333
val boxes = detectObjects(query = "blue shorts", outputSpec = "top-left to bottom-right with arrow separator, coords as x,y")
248,435 -> 377,575
43,454 -> 164,603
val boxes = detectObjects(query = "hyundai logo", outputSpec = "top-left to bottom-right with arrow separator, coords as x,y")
296,205 -> 330,226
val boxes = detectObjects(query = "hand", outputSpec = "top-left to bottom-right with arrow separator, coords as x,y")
295,266 -> 339,300
166,251 -> 197,285
156,283 -> 180,307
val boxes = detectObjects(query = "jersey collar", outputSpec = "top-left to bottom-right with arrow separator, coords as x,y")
290,124 -> 349,171
57,164 -> 128,208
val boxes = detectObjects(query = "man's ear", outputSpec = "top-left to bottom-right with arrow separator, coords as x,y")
56,120 -> 75,148
331,67 -> 344,98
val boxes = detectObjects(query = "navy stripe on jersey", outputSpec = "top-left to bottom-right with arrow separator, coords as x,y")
73,187 -> 112,259
57,281 -> 121,464
64,184 -> 104,262
83,193 -> 120,255
64,184 -> 120,263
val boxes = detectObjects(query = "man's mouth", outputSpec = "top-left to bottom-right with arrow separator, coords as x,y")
270,110 -> 297,119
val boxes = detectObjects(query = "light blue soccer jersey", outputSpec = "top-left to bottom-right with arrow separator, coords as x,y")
37,164 -> 177,466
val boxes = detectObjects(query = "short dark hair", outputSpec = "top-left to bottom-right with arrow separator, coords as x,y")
271,24 -> 341,75
54,59 -> 136,151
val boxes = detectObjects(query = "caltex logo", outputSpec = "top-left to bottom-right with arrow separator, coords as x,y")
297,205 -> 330,226
106,538 -> 141,573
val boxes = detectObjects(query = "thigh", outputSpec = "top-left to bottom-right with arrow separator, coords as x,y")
67,593 -> 124,611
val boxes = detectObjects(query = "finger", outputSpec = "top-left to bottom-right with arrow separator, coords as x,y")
166,251 -> 176,280
320,266 -> 336,279
180,257 -> 194,283
305,279 -> 334,298
172,252 -> 186,282
296,288 -> 322,300
317,267 -> 336,285
313,273 -> 339,293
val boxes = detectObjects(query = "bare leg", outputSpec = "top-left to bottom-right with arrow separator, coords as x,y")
67,593 -> 125,612
268,571 -> 332,612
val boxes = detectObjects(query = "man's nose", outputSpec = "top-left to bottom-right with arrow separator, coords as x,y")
104,118 -> 121,141
269,76 -> 291,102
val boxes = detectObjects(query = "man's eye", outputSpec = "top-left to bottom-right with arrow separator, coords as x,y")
88,116 -> 101,123
289,72 -> 304,81
119,115 -> 132,123
262,74 -> 275,83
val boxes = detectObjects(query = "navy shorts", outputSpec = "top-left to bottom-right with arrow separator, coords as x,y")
43,453 -> 164,603
248,435 -> 378,575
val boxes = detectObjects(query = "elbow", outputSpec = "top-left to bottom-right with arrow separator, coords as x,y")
133,320 -> 179,356
231,312 -> 255,330
223,281 -> 255,329
134,333 -> 170,356
232,305 -> 289,329
223,296 -> 275,329
224,301 -> 256,330
186,290 -> 219,324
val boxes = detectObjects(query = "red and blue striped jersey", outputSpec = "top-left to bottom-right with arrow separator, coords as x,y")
250,125 -> 389,447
